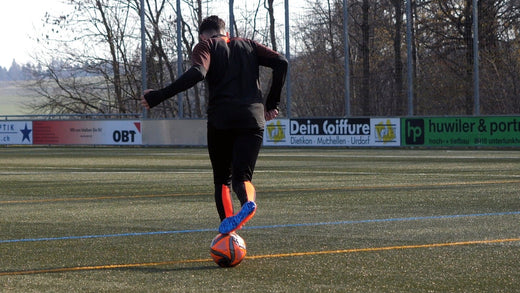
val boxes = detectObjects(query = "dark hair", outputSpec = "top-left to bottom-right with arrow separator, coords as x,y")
198,15 -> 226,34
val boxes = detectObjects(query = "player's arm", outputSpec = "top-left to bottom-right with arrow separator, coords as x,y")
255,43 -> 288,112
142,42 -> 211,109
142,67 -> 205,108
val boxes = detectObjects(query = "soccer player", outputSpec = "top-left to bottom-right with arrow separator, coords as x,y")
141,15 -> 288,234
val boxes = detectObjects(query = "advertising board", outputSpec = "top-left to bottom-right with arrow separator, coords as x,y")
264,118 -> 400,147
0,121 -> 33,145
32,120 -> 142,145
402,116 -> 520,147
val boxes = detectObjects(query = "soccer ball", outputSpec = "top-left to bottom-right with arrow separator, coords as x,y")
210,233 -> 247,267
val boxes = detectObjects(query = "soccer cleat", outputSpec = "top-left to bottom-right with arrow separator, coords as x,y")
219,201 -> 257,234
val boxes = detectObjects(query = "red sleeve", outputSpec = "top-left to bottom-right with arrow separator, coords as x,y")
254,41 -> 284,64
191,40 -> 211,73
252,40 -> 288,111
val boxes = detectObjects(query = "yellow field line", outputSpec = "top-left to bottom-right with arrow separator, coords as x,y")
247,238 -> 520,259
282,179 -> 520,193
2,179 -> 520,205
2,238 -> 519,276
0,258 -> 212,276
0,192 -> 210,204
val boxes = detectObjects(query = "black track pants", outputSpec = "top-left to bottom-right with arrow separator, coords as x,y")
207,123 -> 263,221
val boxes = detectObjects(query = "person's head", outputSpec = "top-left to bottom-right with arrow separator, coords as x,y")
198,15 -> 227,40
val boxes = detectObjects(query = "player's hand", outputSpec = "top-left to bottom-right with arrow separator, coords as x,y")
265,109 -> 279,121
140,89 -> 154,109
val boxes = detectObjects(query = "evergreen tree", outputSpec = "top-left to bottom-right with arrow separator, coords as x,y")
0,66 -> 8,81
8,59 -> 22,80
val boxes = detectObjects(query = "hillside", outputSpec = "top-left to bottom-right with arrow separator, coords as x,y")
0,81 -> 39,115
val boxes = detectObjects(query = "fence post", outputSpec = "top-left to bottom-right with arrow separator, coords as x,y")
343,0 -> 350,117
285,0 -> 291,118
176,0 -> 183,118
140,0 -> 148,119
473,0 -> 480,115
406,0 -> 414,116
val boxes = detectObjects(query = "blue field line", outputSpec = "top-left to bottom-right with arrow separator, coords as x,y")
1,211 -> 519,244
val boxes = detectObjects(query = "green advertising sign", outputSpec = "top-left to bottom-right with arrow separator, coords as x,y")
402,116 -> 520,147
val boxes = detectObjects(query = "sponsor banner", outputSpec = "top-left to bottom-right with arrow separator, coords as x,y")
0,121 -> 33,145
33,120 -> 142,145
264,118 -> 401,147
264,119 -> 291,146
402,116 -> 520,146
371,118 -> 400,146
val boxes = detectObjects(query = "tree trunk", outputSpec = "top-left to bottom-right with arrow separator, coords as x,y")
96,0 -> 125,113
266,0 -> 277,51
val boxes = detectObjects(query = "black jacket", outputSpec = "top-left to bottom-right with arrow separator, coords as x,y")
144,36 -> 288,129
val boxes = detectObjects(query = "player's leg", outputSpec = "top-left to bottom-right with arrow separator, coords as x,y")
219,128 -> 263,234
214,184 -> 234,221
207,123 -> 234,221
231,127 -> 263,204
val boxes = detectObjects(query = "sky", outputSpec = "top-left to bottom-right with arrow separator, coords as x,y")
0,0 -> 71,68
0,0 -> 309,69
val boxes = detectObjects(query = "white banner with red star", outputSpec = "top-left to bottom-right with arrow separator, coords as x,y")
0,121 -> 33,145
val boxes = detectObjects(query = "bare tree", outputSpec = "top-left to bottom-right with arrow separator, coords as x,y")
290,0 -> 345,117
390,0 -> 405,115
478,0 -> 520,114
28,60 -> 109,114
265,0 -> 278,51
32,0 -> 143,114
135,0 -> 178,117
27,0 -> 520,117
